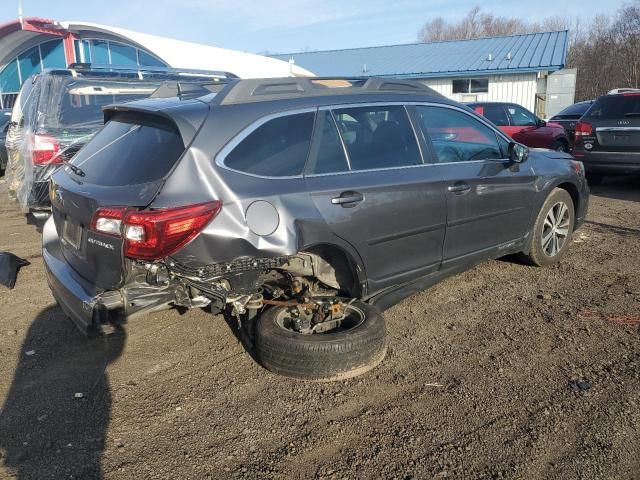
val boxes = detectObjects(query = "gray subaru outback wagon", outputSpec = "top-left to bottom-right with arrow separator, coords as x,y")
44,77 -> 589,380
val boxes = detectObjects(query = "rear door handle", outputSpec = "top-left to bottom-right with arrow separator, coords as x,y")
331,191 -> 364,207
448,183 -> 471,194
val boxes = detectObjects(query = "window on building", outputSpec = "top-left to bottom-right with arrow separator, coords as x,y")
109,43 -> 138,65
452,78 -> 489,94
91,40 -> 110,64
40,40 -> 66,69
224,112 -> 315,177
416,106 -> 503,163
331,105 -> 422,170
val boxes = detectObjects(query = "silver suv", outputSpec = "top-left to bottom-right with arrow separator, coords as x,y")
43,77 -> 589,380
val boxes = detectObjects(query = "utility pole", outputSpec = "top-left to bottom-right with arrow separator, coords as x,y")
18,0 -> 24,26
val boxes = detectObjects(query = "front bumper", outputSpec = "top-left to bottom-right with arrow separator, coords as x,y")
577,150 -> 640,175
43,217 -> 175,336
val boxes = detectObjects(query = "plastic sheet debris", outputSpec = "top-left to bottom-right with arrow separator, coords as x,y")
5,73 -> 162,211
0,252 -> 29,289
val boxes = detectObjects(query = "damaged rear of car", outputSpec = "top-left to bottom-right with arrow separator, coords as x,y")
45,86 -> 385,380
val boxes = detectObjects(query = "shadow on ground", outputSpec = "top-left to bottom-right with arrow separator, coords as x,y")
589,174 -> 640,202
0,306 -> 125,479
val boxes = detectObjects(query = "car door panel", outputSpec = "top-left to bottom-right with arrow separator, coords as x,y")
414,105 -> 537,266
304,106 -> 446,295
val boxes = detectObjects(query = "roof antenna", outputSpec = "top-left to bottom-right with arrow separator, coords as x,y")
17,0 -> 23,27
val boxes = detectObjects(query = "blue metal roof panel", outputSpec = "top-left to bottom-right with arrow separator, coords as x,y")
272,31 -> 568,78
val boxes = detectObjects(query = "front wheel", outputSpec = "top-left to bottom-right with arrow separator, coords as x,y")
524,188 -> 575,267
255,300 -> 386,381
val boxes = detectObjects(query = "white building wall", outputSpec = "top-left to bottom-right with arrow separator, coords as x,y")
420,73 -> 539,112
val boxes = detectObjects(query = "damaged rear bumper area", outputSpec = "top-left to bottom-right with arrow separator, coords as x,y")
42,217 -> 176,336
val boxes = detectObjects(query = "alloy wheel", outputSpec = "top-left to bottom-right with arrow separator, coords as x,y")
541,201 -> 570,257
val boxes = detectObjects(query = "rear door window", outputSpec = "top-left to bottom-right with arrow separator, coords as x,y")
507,106 -> 537,127
416,106 -> 504,163
331,105 -> 421,170
308,111 -> 350,174
585,95 -> 640,119
224,112 -> 315,177
70,114 -> 184,186
480,104 -> 509,126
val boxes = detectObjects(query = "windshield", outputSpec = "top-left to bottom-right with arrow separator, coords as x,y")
585,95 -> 640,119
68,114 -> 185,186
40,78 -> 160,129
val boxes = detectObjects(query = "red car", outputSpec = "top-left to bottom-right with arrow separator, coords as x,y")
467,102 -> 570,152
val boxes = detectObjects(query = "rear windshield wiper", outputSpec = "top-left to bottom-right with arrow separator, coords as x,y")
624,112 -> 640,117
61,158 -> 86,177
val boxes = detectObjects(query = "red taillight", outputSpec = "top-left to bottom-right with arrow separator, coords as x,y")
31,134 -> 61,165
574,121 -> 593,140
90,201 -> 222,260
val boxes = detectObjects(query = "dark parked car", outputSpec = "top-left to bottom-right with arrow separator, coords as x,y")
573,91 -> 640,184
0,108 -> 12,173
549,100 -> 594,145
5,63 -> 233,214
468,102 -> 570,152
44,77 -> 589,380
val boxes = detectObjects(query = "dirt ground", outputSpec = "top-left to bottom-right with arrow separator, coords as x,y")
0,176 -> 638,480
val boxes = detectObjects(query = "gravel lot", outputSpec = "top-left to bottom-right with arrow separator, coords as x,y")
0,176 -> 638,480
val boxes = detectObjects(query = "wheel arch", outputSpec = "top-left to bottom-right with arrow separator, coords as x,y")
299,242 -> 366,299
555,181 -> 580,228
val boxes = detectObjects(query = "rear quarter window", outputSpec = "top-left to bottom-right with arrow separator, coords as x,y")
69,114 -> 184,186
223,112 -> 315,177
586,95 -> 640,119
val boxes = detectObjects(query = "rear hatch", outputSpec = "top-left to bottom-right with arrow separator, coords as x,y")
50,102 -> 208,290
581,94 -> 640,152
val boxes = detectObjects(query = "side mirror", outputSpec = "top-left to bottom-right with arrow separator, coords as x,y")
537,118 -> 546,128
509,142 -> 529,163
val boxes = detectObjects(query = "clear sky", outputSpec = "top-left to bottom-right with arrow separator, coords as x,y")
0,0 -> 629,54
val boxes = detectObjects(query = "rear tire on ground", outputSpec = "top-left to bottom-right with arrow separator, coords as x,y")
553,139 -> 568,152
586,173 -> 603,186
255,300 -> 386,381
524,188 -> 575,267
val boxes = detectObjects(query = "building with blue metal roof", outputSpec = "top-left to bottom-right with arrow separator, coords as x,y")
272,31 -> 575,117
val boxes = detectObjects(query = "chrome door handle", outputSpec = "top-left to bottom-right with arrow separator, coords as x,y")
331,192 -> 364,207
448,183 -> 471,194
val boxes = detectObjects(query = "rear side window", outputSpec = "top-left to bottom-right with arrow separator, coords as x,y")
480,104 -> 509,126
309,111 -> 350,174
417,106 -> 503,163
332,105 -> 421,170
586,95 -> 640,119
41,78 -> 159,129
507,106 -> 537,127
224,112 -> 315,177
70,115 -> 184,186
555,102 -> 592,117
